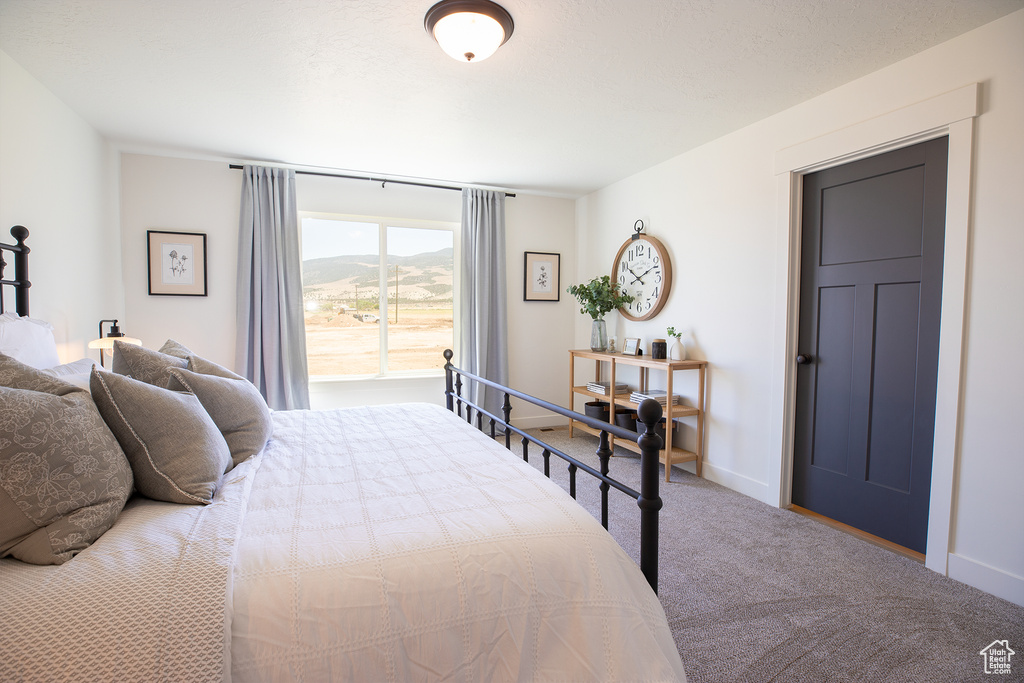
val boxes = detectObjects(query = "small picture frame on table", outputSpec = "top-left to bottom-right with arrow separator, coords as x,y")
623,337 -> 641,356
523,251 -> 560,301
147,230 -> 208,296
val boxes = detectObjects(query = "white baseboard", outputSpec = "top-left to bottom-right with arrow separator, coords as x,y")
676,459 -> 770,503
947,553 -> 1024,608
510,414 -> 570,430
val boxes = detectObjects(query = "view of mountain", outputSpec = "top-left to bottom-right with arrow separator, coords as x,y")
302,247 -> 453,287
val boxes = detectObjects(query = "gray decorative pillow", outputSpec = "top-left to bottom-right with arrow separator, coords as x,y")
158,338 -> 194,359
0,351 -> 78,395
158,338 -> 247,382
167,368 -> 273,468
90,368 -> 231,505
111,341 -> 187,386
0,354 -> 133,565
188,355 -> 246,381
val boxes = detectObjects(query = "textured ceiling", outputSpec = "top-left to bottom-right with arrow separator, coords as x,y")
1,0 -> 1021,197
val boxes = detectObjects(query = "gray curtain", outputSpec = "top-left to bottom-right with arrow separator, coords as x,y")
459,188 -> 509,418
236,165 -> 310,410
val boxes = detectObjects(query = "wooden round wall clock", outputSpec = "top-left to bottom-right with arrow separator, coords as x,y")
612,220 -> 673,321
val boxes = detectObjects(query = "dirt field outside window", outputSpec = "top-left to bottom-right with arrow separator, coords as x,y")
304,307 -> 453,376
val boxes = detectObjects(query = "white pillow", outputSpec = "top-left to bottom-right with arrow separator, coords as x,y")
0,315 -> 61,369
42,357 -> 97,390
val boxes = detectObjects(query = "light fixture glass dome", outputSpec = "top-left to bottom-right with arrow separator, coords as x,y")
425,0 -> 514,63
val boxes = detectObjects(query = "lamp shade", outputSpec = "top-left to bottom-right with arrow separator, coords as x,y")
89,319 -> 142,367
88,336 -> 142,350
425,0 -> 514,63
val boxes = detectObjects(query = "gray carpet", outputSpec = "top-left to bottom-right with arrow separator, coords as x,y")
522,428 -> 1024,683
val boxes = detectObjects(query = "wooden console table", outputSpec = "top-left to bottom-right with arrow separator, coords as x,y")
569,349 -> 707,482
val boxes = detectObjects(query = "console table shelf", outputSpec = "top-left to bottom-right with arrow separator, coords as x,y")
569,349 -> 708,482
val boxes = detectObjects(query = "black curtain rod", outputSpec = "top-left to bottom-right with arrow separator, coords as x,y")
228,164 -> 515,197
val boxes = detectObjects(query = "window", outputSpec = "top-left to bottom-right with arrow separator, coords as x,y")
300,214 -> 455,378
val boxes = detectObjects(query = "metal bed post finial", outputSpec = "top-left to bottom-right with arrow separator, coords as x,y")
11,225 -> 29,246
2,226 -> 31,316
636,398 -> 664,593
443,349 -> 455,412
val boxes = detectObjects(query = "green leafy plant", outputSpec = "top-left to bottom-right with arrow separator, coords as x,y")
566,276 -> 635,320
667,326 -> 683,339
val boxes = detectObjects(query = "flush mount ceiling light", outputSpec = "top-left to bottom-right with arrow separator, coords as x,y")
424,0 -> 514,63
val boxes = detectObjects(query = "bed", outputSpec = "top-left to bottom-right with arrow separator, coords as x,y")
0,226 -> 685,682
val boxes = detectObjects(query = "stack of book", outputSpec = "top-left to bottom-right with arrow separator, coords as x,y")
587,380 -> 629,395
630,389 -> 681,405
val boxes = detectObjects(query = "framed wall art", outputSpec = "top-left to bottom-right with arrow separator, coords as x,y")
523,251 -> 560,301
147,230 -> 208,296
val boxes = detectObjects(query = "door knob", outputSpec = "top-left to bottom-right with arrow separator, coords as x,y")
796,354 -> 813,365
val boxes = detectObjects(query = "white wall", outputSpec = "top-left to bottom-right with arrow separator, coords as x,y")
505,194 -> 577,425
575,10 -> 1024,605
0,50 -> 122,361
118,155 -> 577,421
119,154 -> 241,363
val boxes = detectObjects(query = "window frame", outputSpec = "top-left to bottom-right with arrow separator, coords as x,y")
299,211 -> 459,382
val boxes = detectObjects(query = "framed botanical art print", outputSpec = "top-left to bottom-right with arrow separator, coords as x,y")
524,251 -> 560,301
147,230 -> 208,296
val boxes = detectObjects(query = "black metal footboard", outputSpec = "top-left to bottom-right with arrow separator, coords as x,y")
0,226 -> 31,316
442,349 -> 665,594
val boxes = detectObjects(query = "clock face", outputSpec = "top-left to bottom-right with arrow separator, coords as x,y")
612,235 -> 672,321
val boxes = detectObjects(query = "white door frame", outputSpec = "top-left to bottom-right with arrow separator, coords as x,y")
767,83 -> 979,575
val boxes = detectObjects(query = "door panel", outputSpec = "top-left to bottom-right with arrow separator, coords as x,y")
867,282 -> 921,492
811,286 -> 856,476
793,137 -> 948,554
820,166 -> 925,265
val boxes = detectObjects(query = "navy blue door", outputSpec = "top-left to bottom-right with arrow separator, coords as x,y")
792,137 -> 948,553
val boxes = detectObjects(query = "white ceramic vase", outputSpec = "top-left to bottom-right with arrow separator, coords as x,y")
668,338 -> 686,360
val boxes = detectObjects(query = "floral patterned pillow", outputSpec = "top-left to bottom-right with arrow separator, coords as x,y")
0,354 -> 133,565
157,338 -> 194,360
159,339 -> 247,382
111,341 -> 187,386
188,355 -> 247,381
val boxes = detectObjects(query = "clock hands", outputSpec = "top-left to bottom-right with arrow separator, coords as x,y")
630,265 -> 657,285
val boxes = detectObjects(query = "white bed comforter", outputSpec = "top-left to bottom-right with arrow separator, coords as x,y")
231,403 -> 684,682
2,403 -> 684,682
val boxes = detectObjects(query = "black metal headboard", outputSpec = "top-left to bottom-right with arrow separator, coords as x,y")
0,226 -> 30,316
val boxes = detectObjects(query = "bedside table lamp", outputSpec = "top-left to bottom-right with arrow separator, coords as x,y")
88,319 -> 142,367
